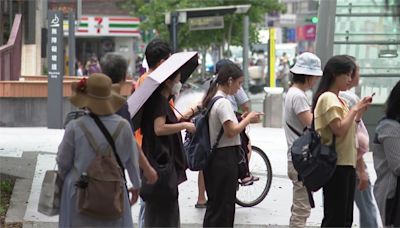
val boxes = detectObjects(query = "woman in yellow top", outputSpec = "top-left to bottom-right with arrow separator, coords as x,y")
312,55 -> 372,227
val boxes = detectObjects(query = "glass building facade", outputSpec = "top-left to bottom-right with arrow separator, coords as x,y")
316,0 -> 400,135
333,0 -> 400,104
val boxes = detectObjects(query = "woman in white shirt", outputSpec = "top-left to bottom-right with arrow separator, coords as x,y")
201,63 -> 261,227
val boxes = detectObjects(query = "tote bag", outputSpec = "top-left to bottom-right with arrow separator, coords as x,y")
38,170 -> 62,216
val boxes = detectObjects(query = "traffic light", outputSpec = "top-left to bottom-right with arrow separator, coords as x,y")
305,16 -> 318,24
311,16 -> 318,24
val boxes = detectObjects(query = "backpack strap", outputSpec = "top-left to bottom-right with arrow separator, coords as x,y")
78,120 -> 101,155
88,113 -> 125,172
103,121 -> 125,156
88,113 -> 128,191
205,96 -> 224,117
286,121 -> 302,137
206,96 -> 224,150
311,113 -> 336,146
77,119 -> 124,156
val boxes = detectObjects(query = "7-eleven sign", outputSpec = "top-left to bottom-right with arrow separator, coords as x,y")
64,16 -> 141,37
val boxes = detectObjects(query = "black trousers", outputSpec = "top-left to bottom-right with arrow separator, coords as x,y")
203,146 -> 239,227
144,193 -> 180,227
321,166 -> 356,227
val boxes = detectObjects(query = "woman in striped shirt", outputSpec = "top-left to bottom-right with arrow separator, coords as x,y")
372,80 -> 400,227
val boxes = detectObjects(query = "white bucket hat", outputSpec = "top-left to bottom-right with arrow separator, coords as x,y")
290,52 -> 323,76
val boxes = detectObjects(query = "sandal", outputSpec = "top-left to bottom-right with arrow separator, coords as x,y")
195,201 -> 207,209
240,175 -> 260,186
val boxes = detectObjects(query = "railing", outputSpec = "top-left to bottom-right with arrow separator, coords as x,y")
0,78 -> 134,97
0,14 -> 22,81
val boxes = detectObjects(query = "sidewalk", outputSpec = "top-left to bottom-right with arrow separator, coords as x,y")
0,124 -> 379,227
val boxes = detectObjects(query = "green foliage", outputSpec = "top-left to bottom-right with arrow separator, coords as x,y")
0,180 -> 13,194
122,0 -> 285,50
0,179 -> 14,215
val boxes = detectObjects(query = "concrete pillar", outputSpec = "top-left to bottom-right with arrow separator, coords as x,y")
263,87 -> 284,128
315,0 -> 337,68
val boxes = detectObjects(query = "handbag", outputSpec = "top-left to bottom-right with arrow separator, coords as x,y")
356,120 -> 369,158
37,169 -> 62,216
385,176 -> 400,226
140,145 -> 178,203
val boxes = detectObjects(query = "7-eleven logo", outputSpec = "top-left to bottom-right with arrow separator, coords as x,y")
94,17 -> 103,34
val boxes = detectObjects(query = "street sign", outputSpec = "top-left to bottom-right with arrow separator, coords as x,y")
189,16 -> 224,31
48,0 -> 81,19
279,14 -> 296,26
47,10 -> 64,129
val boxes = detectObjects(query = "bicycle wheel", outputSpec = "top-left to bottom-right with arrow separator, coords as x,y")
236,146 -> 273,207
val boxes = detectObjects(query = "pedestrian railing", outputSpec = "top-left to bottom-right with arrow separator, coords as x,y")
0,14 -> 22,81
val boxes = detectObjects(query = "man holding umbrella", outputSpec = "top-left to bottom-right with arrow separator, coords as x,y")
135,38 -> 172,147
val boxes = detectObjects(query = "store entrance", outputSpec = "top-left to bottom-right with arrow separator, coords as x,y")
76,37 -> 115,67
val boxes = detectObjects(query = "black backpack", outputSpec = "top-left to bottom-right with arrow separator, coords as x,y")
183,96 -> 223,171
288,121 -> 337,207
63,110 -> 88,128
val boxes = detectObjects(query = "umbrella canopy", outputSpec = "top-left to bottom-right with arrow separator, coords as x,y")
127,51 -> 198,124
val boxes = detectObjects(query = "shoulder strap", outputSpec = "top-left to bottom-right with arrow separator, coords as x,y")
206,96 -> 224,116
311,113 -> 336,146
104,121 -> 125,155
78,118 -> 125,156
78,120 -> 100,155
286,121 -> 302,137
211,128 -> 224,152
89,113 -> 125,171
206,96 -> 224,150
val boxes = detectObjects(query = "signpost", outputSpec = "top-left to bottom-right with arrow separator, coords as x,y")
47,10 -> 64,129
189,16 -> 224,31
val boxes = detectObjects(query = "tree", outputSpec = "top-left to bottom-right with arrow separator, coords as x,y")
122,0 -> 285,52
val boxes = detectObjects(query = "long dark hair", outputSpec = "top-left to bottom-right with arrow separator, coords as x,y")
202,63 -> 242,108
311,55 -> 356,111
385,80 -> 400,121
344,55 -> 358,79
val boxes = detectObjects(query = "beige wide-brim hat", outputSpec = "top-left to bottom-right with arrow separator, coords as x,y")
70,73 -> 125,115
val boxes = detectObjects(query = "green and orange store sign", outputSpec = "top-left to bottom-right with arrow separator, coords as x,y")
63,16 -> 140,37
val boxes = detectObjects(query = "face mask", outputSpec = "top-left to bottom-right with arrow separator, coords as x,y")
171,81 -> 182,95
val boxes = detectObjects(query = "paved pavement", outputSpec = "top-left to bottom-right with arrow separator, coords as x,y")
0,124 -> 382,227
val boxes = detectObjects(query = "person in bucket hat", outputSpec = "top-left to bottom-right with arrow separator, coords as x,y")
290,52 -> 323,76
283,52 -> 322,227
57,73 -> 141,227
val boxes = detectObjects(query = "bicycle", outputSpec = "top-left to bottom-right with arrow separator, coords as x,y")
235,145 -> 273,207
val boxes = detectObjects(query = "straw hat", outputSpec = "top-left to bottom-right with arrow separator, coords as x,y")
70,73 -> 125,115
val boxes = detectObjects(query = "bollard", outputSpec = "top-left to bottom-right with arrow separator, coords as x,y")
263,87 -> 284,128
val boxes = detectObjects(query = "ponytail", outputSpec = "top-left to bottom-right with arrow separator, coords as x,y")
202,79 -> 218,108
201,61 -> 242,108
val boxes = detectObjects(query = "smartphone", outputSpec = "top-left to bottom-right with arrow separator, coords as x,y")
368,93 -> 376,102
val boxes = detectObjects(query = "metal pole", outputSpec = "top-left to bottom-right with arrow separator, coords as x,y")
242,15 -> 249,93
171,12 -> 178,53
68,11 -> 75,76
268,27 -> 276,88
315,0 -> 337,67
